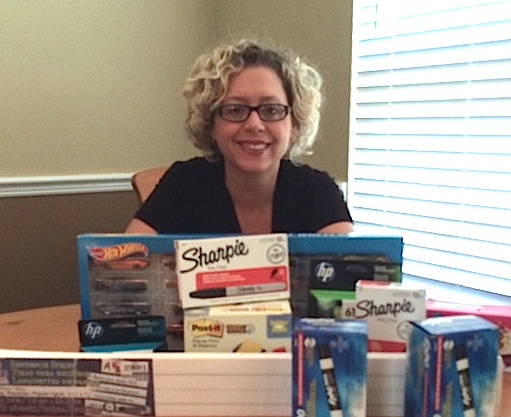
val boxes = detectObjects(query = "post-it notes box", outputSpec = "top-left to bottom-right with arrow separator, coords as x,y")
175,234 -> 290,309
183,300 -> 292,353
292,318 -> 368,417
405,315 -> 500,417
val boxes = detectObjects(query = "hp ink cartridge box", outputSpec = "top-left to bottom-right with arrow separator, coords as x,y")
292,318 -> 367,417
404,315 -> 500,417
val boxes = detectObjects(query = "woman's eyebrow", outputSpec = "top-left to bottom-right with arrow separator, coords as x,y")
222,95 -> 286,103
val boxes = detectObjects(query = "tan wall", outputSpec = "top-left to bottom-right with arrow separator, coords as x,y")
1,1 -> 214,176
0,0 -> 353,313
216,0 -> 353,179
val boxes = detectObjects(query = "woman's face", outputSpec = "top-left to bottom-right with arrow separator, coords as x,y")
212,66 -> 294,178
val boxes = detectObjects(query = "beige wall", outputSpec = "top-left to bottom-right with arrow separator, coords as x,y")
1,1 -> 213,176
0,0 -> 353,313
216,0 -> 353,179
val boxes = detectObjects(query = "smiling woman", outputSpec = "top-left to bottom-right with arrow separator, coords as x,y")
125,39 -> 354,236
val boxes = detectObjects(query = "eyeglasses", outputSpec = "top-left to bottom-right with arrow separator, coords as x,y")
217,104 -> 291,122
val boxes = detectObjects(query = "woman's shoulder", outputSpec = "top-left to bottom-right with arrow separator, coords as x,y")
165,157 -> 222,178
280,160 -> 335,185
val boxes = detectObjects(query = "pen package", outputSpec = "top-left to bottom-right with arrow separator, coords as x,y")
292,318 -> 367,417
404,315 -> 500,417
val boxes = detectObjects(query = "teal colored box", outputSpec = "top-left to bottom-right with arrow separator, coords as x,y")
404,315 -> 500,417
292,318 -> 367,417
287,234 -> 403,318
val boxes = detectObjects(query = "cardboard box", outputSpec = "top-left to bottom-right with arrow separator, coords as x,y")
404,315 -> 500,417
352,280 -> 426,352
175,234 -> 290,309
183,300 -> 292,353
292,318 -> 368,417
427,299 -> 511,368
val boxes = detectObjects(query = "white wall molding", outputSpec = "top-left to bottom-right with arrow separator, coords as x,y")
0,173 -> 133,198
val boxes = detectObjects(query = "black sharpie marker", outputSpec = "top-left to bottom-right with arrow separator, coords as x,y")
319,344 -> 343,417
190,282 -> 286,299
456,344 -> 476,417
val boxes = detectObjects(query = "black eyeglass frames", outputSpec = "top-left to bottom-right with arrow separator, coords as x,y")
217,104 -> 291,122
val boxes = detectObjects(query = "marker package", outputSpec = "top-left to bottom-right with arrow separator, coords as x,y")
175,234 -> 290,308
404,315 -> 500,417
292,318 -> 367,417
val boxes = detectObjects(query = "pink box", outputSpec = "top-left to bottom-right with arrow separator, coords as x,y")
427,299 -> 511,368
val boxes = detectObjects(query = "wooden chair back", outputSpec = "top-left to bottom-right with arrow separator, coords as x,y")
131,166 -> 168,204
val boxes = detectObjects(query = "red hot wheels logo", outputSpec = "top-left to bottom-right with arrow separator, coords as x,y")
88,243 -> 149,261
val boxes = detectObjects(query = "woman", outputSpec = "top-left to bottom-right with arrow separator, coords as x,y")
126,39 -> 353,235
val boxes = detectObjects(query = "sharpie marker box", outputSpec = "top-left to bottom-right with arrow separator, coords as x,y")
183,300 -> 292,353
292,318 -> 368,417
404,315 -> 500,417
352,280 -> 426,352
175,233 -> 290,309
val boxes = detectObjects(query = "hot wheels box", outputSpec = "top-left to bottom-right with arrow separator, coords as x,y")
183,300 -> 292,353
404,315 -> 500,417
77,233 -> 211,350
427,299 -> 511,368
175,234 -> 290,309
287,234 -> 403,318
292,318 -> 368,417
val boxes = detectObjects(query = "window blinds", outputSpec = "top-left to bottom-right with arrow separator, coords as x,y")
348,0 -> 511,297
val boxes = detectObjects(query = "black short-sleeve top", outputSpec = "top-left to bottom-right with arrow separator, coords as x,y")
134,157 -> 352,234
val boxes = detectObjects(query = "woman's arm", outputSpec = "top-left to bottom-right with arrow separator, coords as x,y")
125,218 -> 158,234
317,221 -> 354,234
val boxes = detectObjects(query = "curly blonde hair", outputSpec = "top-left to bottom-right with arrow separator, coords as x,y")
182,39 -> 323,162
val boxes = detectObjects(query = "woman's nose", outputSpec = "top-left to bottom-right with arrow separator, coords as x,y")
244,109 -> 265,131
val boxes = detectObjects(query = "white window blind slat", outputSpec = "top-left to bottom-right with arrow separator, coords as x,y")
349,0 -> 511,299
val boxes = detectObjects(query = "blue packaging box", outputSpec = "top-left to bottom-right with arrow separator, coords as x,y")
404,315 -> 500,417
78,233 -> 402,350
287,234 -> 403,318
292,318 -> 368,417
79,315 -> 167,353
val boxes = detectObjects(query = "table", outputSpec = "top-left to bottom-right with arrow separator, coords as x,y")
0,304 -> 81,352
0,304 -> 509,417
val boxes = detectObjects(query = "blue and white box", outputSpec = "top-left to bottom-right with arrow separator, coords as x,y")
292,318 -> 367,417
404,315 -> 500,417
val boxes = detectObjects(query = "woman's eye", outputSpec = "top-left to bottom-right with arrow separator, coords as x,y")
226,106 -> 245,115
262,105 -> 281,117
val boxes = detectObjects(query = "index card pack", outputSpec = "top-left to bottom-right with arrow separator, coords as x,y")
175,233 -> 290,309
404,315 -> 500,417
292,318 -> 368,417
